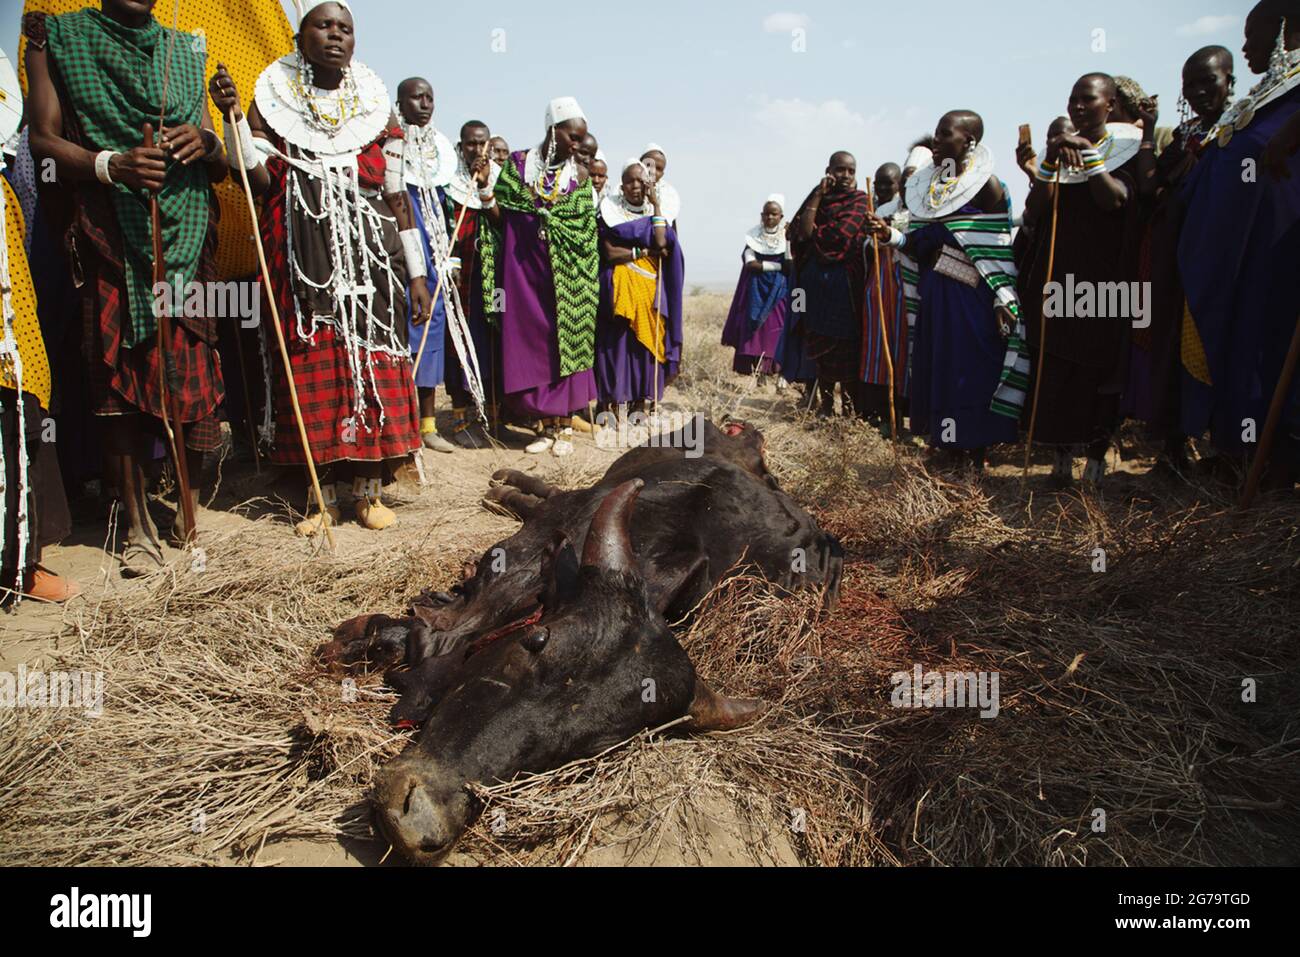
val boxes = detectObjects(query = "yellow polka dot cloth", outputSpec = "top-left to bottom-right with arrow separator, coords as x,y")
19,0 -> 294,282
611,257 -> 667,364
0,176 -> 51,410
1181,298 -> 1212,386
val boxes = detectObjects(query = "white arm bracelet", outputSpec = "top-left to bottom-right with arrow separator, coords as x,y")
761,261 -> 782,273
887,227 -> 907,248
223,116 -> 259,171
400,228 -> 427,280
94,150 -> 118,185
383,142 -> 405,195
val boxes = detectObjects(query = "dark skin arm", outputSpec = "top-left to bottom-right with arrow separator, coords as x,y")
794,178 -> 831,242
208,63 -> 271,195
27,43 -> 168,191
1133,101 -> 1160,199
1050,132 -> 1130,211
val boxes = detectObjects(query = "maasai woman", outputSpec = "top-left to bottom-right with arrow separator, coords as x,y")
25,0 -> 228,575
396,76 -> 459,454
595,159 -> 683,413
478,97 -> 599,457
210,0 -> 430,533
1019,74 -> 1143,488
1,137 -> 76,603
640,144 -> 681,226
1179,1 -> 1300,486
1123,47 -> 1235,473
859,163 -> 907,432
721,194 -> 790,383
792,150 -> 870,418
442,119 -> 501,448
590,151 -> 610,205
871,111 -> 1030,471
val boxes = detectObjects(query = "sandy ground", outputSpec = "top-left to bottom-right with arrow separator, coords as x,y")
1,293 -> 815,865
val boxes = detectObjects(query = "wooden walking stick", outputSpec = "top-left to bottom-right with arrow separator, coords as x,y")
227,109 -> 335,550
144,122 -> 198,548
1022,166 -> 1062,483
1240,314 -> 1300,509
867,190 -> 897,444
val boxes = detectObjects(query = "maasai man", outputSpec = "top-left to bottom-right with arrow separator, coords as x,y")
859,162 -> 907,432
1019,74 -> 1143,487
639,144 -> 681,226
489,136 -> 510,168
25,0 -> 228,575
210,0 -> 430,533
595,159 -> 683,414
792,150 -> 870,418
1179,1 -> 1300,487
1,138 -> 76,602
1123,47 -> 1235,473
870,111 -> 1029,470
721,194 -> 791,384
395,76 -> 460,454
441,119 -> 501,448
478,97 -> 599,457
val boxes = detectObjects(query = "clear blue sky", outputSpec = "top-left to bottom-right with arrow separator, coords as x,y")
3,1 -> 1253,284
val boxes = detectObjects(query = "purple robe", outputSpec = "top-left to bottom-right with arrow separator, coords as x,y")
595,216 -> 685,403
721,249 -> 787,375
498,151 -> 597,418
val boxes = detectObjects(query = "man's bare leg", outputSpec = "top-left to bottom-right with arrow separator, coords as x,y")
104,415 -> 163,575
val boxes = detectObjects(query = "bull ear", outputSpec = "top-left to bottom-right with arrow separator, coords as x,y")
686,676 -> 769,733
581,480 -> 644,573
541,532 -> 581,608
646,554 -> 710,619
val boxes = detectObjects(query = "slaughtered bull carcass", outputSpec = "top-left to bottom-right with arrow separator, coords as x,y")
321,419 -> 842,864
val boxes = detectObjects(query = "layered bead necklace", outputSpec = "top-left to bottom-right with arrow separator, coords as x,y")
290,51 -> 364,135
925,155 -> 973,211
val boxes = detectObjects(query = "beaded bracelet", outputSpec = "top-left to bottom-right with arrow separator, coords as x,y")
1034,159 -> 1059,183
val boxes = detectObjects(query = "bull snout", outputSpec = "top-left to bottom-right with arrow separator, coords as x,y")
372,757 -> 471,865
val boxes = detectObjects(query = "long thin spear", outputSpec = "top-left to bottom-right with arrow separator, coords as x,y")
226,108 -> 335,550
1022,166 -> 1062,485
866,189 -> 897,444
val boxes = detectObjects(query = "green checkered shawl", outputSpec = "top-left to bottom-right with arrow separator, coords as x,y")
906,202 -> 1031,420
47,8 -> 209,346
480,156 -> 599,377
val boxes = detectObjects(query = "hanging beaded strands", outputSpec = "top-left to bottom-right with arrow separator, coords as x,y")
251,0 -> 408,435
0,48 -> 30,599
399,105 -> 489,422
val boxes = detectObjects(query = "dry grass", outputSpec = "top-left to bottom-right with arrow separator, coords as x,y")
1,292 -> 1296,867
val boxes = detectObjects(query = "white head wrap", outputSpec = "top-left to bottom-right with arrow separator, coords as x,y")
594,149 -> 608,165
642,142 -> 666,157
622,157 -> 646,175
904,145 -> 933,172
766,193 -> 786,211
545,96 -> 586,128
294,0 -> 352,27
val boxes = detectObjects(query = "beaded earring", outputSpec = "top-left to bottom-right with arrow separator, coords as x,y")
1177,94 -> 1192,127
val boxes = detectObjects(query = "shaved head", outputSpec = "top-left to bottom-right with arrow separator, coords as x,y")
397,77 -> 432,99
943,110 -> 984,143
829,150 -> 856,168
1077,72 -> 1118,99
1189,44 -> 1234,73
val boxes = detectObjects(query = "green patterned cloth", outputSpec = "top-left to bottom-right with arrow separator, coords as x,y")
906,199 -> 1032,420
480,157 -> 599,376
46,8 -> 209,347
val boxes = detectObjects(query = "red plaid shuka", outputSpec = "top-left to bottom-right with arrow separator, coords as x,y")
27,11 -> 225,452
258,127 -> 421,466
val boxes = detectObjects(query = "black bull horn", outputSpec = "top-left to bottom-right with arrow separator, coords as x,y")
581,479 -> 644,572
580,478 -> 768,733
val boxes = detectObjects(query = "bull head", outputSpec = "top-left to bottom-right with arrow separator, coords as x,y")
370,480 -> 766,865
